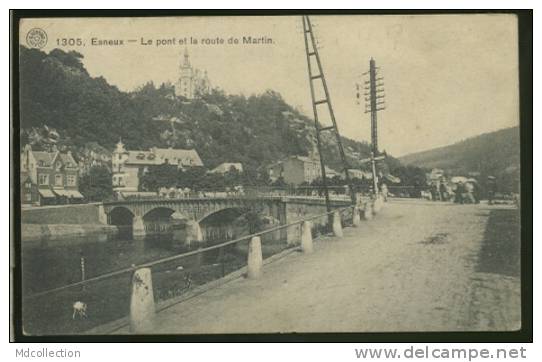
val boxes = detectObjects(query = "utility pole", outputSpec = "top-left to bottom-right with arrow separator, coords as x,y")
301,15 -> 357,209
360,152 -> 385,196
356,58 -> 386,196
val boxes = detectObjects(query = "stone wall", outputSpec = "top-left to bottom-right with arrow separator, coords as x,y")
21,223 -> 118,247
21,203 -> 103,224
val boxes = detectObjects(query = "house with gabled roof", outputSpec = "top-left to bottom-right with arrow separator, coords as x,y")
20,145 -> 84,205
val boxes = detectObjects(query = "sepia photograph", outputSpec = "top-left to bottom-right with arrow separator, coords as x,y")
10,11 -> 530,340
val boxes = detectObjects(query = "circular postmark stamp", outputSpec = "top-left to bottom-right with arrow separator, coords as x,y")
26,28 -> 48,49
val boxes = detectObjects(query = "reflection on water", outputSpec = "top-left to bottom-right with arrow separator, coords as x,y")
20,211 -> 291,335
21,221 -> 246,295
22,232 -> 186,295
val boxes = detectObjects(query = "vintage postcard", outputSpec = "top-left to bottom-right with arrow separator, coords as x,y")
12,13 -> 526,338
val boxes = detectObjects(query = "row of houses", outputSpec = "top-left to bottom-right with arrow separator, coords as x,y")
21,139 -> 375,206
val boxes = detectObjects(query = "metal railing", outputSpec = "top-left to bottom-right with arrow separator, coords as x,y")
22,202 -> 371,334
26,205 -> 353,300
23,201 -> 378,334
110,186 -> 371,202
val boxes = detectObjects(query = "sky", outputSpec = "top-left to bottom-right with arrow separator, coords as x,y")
20,15 -> 519,156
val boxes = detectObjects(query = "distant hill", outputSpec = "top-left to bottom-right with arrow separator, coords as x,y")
399,126 -> 521,191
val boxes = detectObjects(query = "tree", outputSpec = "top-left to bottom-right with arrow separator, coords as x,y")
79,165 -> 113,201
224,167 -> 242,187
177,166 -> 208,189
390,165 -> 427,187
19,45 -> 393,182
139,164 -> 178,191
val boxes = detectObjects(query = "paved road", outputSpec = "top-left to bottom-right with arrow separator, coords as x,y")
117,200 -> 521,334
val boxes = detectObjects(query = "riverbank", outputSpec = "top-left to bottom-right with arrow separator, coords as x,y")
21,224 -> 118,248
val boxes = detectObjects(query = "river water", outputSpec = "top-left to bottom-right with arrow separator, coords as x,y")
21,219 -> 289,335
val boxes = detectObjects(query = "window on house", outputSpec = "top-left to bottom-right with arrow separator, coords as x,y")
55,174 -> 63,186
25,182 -> 32,189
38,174 -> 49,186
67,175 -> 76,186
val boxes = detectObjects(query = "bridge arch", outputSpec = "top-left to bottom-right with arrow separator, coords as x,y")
142,207 -> 177,221
197,207 -> 252,244
109,206 -> 134,224
108,206 -> 135,239
197,206 -> 251,224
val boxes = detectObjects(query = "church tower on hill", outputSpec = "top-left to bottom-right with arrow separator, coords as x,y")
175,49 -> 211,99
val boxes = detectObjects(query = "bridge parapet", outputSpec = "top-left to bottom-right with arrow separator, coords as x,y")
102,195 -> 353,241
102,196 -> 350,218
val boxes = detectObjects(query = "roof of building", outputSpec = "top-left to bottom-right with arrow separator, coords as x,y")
125,147 -> 203,167
32,151 -> 54,166
58,153 -> 77,167
31,150 -> 77,168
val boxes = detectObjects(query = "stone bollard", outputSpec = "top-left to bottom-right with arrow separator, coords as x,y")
247,236 -> 263,279
364,202 -> 373,220
352,207 -> 361,227
373,196 -> 383,214
332,211 -> 343,238
300,221 -> 313,253
130,268 -> 155,334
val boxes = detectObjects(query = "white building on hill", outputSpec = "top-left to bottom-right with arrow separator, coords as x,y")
175,48 -> 211,99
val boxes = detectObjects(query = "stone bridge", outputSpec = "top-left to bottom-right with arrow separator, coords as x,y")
100,196 -> 351,241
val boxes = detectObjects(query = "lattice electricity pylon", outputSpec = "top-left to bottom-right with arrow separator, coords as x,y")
301,15 -> 356,209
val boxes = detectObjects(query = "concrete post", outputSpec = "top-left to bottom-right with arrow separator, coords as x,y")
132,216 -> 146,239
352,207 -> 361,227
364,202 -> 373,220
300,221 -> 313,253
129,268 -> 155,333
97,204 -> 107,225
332,211 -> 343,238
247,236 -> 263,279
287,224 -> 300,246
373,196 -> 383,214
